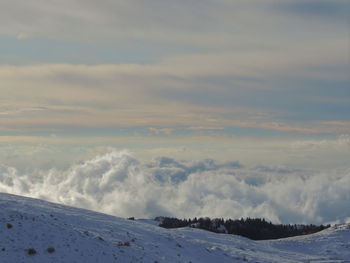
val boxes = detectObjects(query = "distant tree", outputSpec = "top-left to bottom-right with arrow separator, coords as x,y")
157,216 -> 330,240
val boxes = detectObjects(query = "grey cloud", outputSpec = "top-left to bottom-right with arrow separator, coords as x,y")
147,157 -> 243,184
0,0 -> 347,48
275,0 -> 350,18
254,165 -> 304,175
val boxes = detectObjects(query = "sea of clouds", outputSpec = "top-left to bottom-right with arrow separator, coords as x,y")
0,150 -> 349,224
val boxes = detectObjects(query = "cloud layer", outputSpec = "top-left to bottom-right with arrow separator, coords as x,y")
1,0 -> 348,45
1,0 -> 349,135
1,61 -> 349,135
1,150 -> 349,224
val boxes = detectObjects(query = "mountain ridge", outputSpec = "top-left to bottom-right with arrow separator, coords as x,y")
0,193 -> 349,263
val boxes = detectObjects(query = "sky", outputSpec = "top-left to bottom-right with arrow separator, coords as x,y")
0,0 -> 350,223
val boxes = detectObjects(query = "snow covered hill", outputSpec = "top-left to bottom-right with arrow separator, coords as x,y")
0,193 -> 349,263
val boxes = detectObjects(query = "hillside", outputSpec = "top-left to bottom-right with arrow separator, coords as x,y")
0,193 -> 349,263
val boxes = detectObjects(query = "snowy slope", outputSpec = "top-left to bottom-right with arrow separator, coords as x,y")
0,193 -> 349,263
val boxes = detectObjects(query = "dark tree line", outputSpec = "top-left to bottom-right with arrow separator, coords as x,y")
155,216 -> 330,240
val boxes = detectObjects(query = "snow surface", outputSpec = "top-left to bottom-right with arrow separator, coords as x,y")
0,193 -> 349,263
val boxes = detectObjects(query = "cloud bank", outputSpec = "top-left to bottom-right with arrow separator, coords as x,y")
1,150 -> 349,224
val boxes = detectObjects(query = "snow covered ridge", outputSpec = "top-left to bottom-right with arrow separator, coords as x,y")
0,193 -> 349,263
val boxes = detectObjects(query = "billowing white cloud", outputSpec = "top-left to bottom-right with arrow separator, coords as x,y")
0,150 -> 349,224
